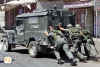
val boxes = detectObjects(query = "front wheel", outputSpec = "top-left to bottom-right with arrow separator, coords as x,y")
0,38 -> 10,51
28,41 -> 38,58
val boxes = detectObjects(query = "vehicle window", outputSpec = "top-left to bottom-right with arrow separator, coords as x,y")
16,20 -> 23,26
16,20 -> 24,35
28,17 -> 39,24
28,17 -> 40,29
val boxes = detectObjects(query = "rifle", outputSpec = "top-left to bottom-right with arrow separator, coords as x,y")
89,37 -> 99,55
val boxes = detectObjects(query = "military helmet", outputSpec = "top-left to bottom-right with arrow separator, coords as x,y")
75,24 -> 80,27
67,24 -> 72,28
75,24 -> 81,29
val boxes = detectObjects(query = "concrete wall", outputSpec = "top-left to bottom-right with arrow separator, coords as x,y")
85,7 -> 93,34
0,11 -> 5,27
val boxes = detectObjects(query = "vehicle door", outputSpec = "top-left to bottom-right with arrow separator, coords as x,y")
15,19 -> 25,43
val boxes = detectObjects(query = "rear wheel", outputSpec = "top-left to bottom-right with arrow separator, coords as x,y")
28,41 -> 38,58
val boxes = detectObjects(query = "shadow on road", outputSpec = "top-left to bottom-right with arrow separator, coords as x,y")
0,61 -> 3,63
9,49 -> 29,54
9,49 -> 56,59
8,49 -> 70,63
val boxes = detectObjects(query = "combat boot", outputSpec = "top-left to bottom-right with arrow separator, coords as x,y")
81,56 -> 87,63
57,59 -> 64,64
70,59 -> 77,66
82,59 -> 87,63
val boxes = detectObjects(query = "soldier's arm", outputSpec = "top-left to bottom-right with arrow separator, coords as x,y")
44,32 -> 55,37
59,26 -> 69,31
44,32 -> 49,36
59,27 -> 65,31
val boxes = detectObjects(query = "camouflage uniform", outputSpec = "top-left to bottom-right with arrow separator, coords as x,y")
47,27 -> 77,65
81,30 -> 97,58
58,24 -> 86,61
66,27 -> 87,61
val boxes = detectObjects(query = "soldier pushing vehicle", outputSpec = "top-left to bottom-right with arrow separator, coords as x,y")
80,27 -> 98,60
58,24 -> 87,62
0,3 -> 98,65
44,25 -> 77,66
58,23 -> 98,61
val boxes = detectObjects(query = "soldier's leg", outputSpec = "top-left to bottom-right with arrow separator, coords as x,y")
54,40 -> 62,60
54,50 -> 63,64
76,51 -> 87,62
63,44 -> 74,59
77,42 -> 87,62
81,43 -> 86,55
63,44 -> 77,66
90,45 -> 97,57
54,50 -> 61,60
73,40 -> 87,62
87,39 -> 97,57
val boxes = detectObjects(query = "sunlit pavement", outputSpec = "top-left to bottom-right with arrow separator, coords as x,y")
0,38 -> 100,67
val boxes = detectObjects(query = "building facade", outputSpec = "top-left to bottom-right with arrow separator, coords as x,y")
38,0 -> 94,35
64,0 -> 94,35
0,3 -> 36,29
0,0 -> 95,36
94,0 -> 100,37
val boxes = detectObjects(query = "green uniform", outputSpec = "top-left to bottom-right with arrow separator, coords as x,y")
48,30 -> 75,60
81,30 -> 97,57
65,27 -> 86,60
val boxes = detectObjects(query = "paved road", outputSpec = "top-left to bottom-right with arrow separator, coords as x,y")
0,38 -> 100,67
0,47 -> 71,67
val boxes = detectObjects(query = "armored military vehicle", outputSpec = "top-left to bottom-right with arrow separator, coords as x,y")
1,8 -> 75,57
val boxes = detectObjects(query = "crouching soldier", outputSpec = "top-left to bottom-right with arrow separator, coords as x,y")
80,29 -> 98,60
44,25 -> 77,66
58,24 -> 87,62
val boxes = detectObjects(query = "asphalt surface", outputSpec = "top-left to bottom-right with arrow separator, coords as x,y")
0,38 -> 100,67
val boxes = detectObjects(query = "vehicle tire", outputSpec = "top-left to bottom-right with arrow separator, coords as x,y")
7,44 -> 12,51
28,41 -> 38,58
0,38 -> 10,52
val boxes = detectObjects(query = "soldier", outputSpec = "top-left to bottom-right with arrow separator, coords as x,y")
73,24 -> 87,62
59,24 -> 87,62
80,28 -> 98,60
44,25 -> 77,66
74,24 -> 98,60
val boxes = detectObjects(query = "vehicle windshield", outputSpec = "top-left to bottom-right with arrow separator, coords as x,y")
16,19 -> 23,26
